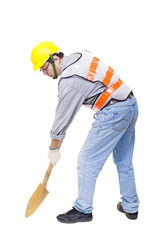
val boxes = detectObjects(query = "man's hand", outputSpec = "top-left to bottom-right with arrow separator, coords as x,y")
48,148 -> 61,166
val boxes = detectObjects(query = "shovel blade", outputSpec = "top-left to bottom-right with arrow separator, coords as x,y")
25,183 -> 49,217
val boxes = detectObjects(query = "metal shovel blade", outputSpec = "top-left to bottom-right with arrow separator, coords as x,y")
25,183 -> 49,217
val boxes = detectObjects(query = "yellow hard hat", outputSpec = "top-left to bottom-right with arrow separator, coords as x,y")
31,41 -> 59,71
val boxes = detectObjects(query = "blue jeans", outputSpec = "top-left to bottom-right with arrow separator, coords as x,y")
74,95 -> 139,214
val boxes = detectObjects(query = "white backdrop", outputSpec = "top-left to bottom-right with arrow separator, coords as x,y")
1,0 -> 160,239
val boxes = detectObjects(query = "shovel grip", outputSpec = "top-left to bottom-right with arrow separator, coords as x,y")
42,141 -> 62,188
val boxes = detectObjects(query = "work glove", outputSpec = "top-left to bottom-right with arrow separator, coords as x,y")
48,147 -> 61,166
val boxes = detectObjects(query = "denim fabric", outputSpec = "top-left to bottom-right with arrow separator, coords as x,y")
74,96 -> 139,214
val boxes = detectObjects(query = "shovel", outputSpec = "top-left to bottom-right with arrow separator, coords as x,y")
25,142 -> 62,217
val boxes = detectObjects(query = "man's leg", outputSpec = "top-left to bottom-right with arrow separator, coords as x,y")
113,100 -> 139,214
73,108 -> 127,213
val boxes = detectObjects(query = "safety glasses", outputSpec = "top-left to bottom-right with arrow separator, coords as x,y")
40,62 -> 50,73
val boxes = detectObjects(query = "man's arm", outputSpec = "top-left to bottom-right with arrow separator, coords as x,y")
48,84 -> 85,166
50,84 -> 86,141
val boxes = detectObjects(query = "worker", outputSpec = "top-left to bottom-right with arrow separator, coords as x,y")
31,41 -> 139,223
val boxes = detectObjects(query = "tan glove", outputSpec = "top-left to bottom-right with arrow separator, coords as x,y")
48,148 -> 61,166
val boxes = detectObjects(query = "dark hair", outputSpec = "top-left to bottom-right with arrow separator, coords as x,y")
53,52 -> 64,59
47,52 -> 64,64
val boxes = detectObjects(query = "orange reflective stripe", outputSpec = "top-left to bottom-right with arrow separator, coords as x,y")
94,79 -> 123,112
87,56 -> 100,81
102,66 -> 114,86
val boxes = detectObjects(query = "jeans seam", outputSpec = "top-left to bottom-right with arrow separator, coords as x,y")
80,142 -> 95,210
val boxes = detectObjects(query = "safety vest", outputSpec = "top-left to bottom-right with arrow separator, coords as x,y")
61,51 -> 131,112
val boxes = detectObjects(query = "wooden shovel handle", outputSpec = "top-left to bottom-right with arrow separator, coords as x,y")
42,162 -> 53,188
42,141 -> 62,188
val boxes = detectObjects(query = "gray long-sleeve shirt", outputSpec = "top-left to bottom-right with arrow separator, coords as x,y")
50,54 -> 110,140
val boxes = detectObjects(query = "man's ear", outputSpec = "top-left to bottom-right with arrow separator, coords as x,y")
53,55 -> 60,64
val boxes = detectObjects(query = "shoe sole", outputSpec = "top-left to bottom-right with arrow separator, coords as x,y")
57,216 -> 93,224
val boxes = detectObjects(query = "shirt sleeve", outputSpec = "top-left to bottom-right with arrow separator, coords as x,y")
50,83 -> 86,140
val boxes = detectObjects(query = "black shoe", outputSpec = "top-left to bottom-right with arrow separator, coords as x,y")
117,202 -> 138,220
56,208 -> 93,224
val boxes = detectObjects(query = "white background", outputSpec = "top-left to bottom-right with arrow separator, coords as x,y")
0,0 -> 160,239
